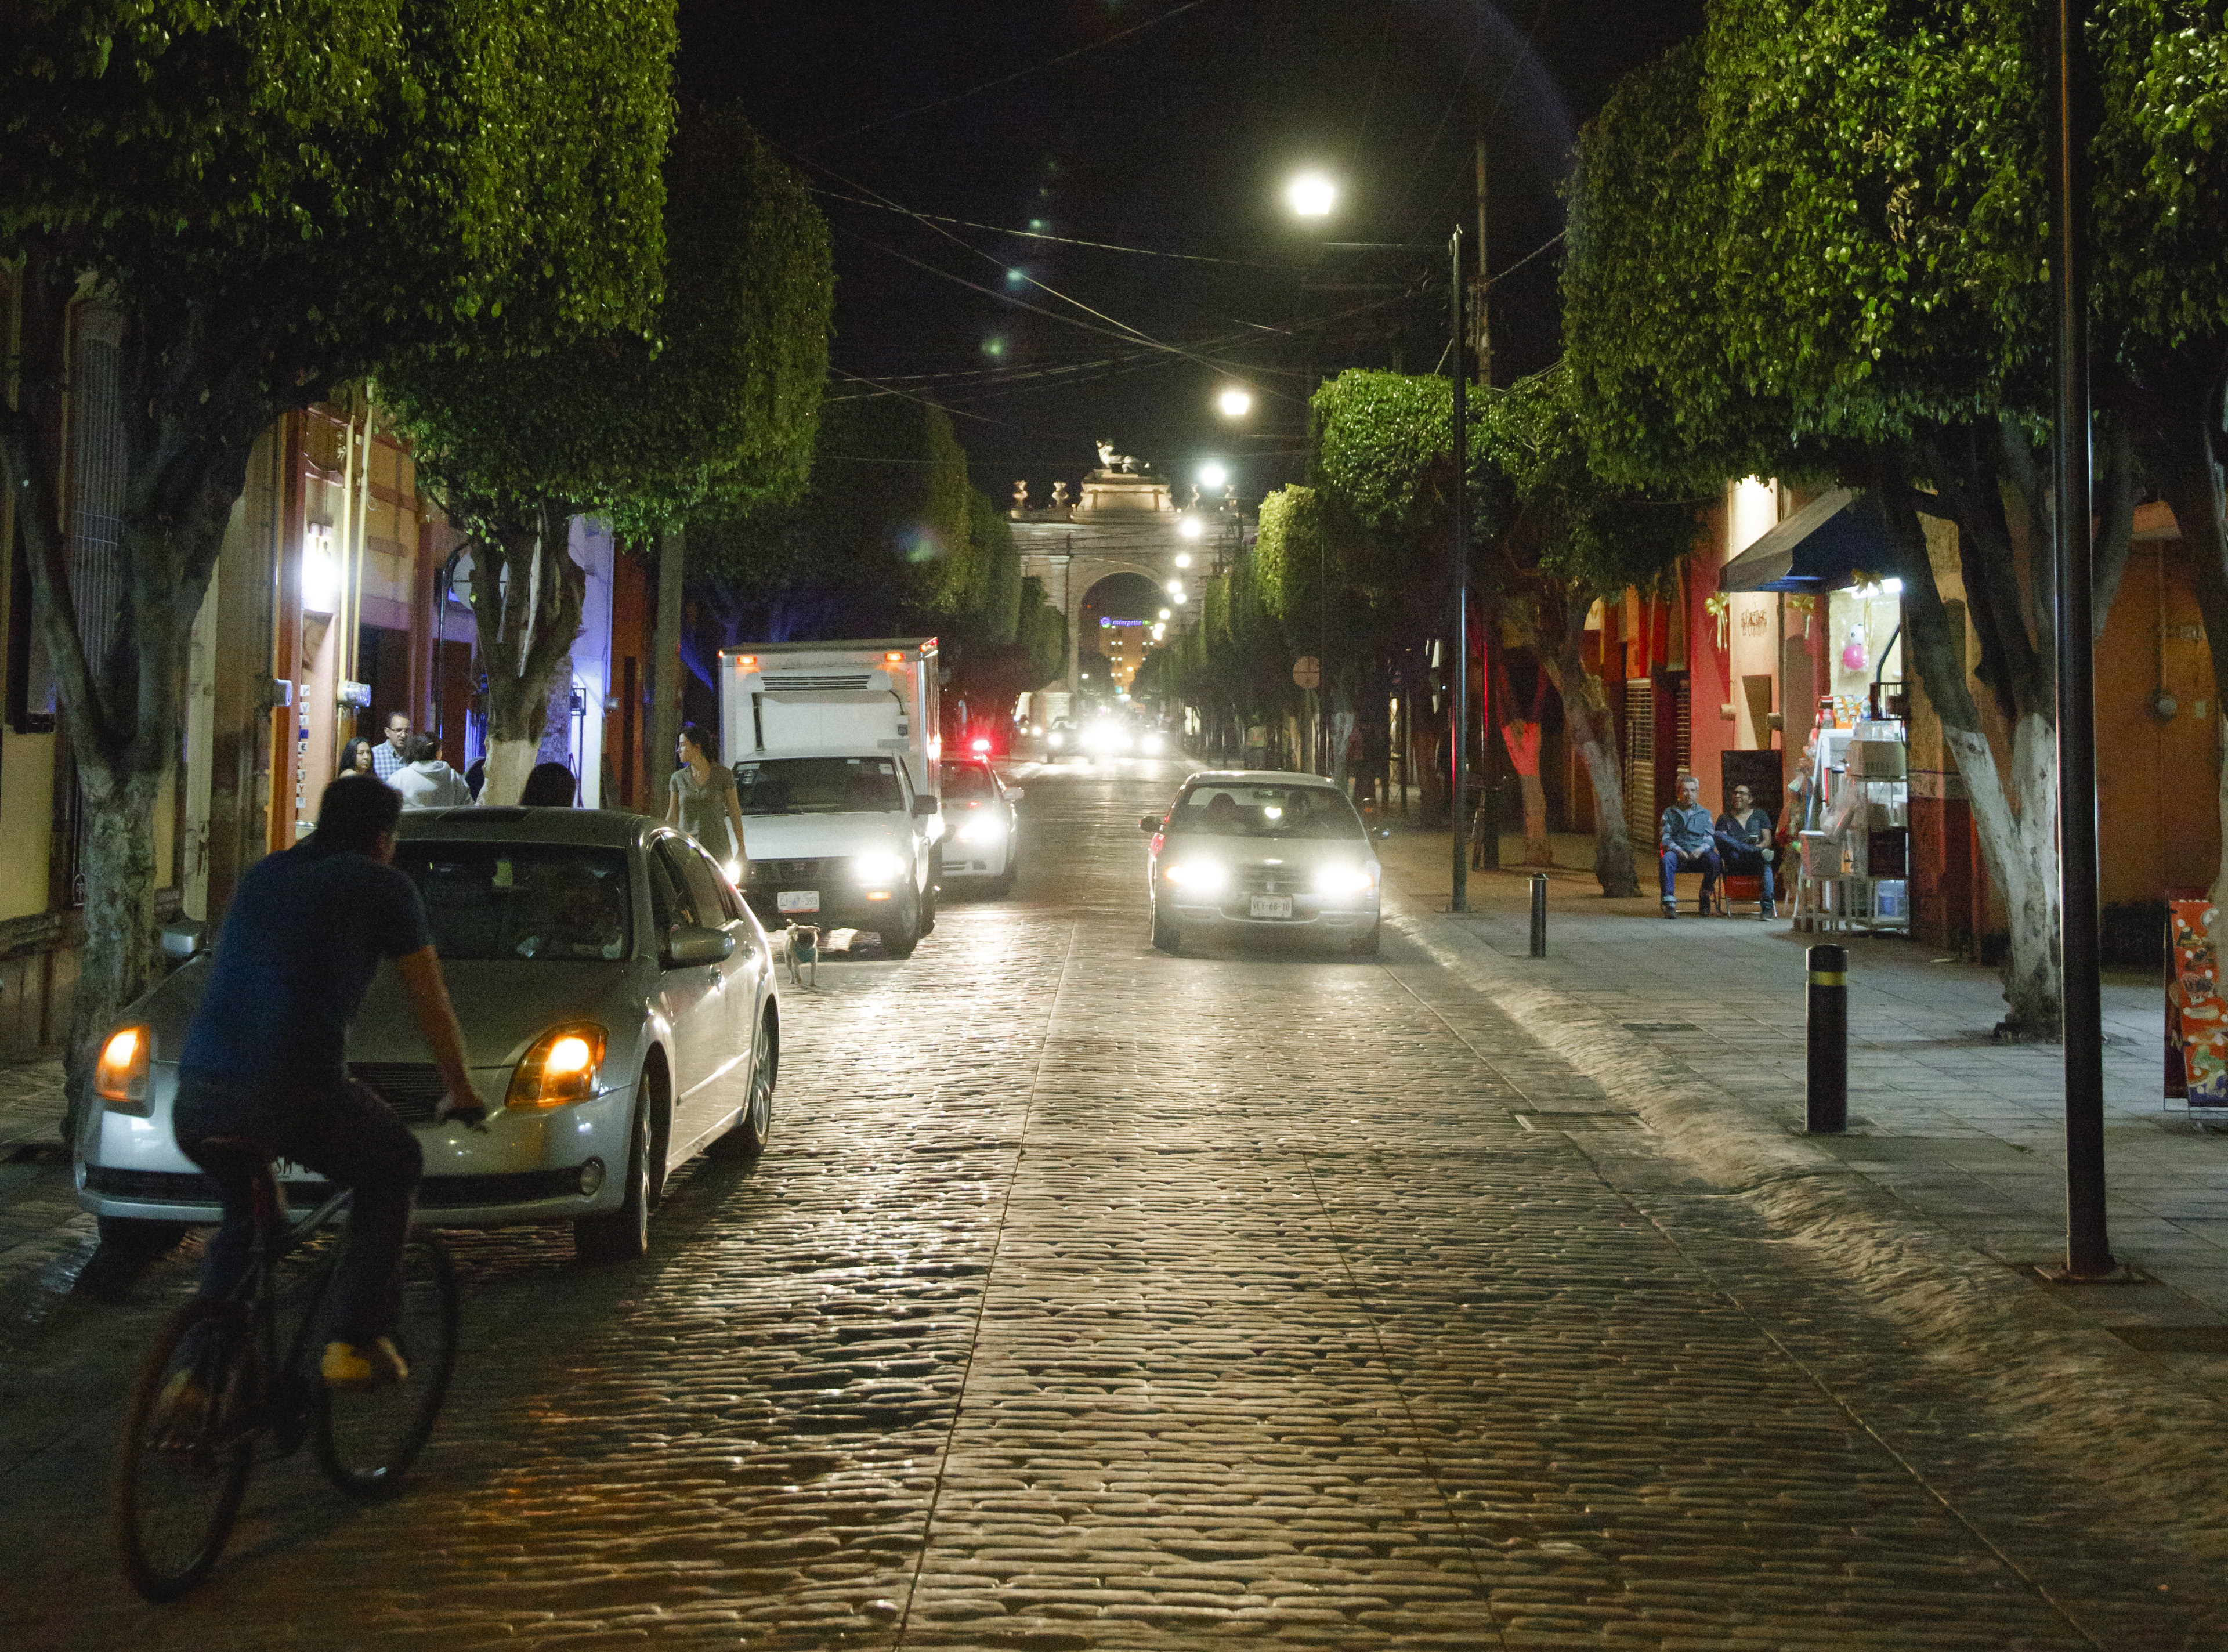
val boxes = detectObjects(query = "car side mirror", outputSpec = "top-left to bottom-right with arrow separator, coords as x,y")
160,919 -> 207,961
664,925 -> 735,967
1376,826 -> 1392,840
911,794 -> 938,817
1140,814 -> 1162,833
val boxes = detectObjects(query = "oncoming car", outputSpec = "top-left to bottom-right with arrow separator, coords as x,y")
939,755 -> 1023,895
74,808 -> 780,1265
1141,772 -> 1386,956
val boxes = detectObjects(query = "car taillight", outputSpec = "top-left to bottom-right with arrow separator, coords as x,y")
971,737 -> 990,753
508,1024 -> 607,1109
96,1026 -> 151,1111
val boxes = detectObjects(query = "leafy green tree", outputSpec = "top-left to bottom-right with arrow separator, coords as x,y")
0,0 -> 673,1097
1565,5 -> 2148,1033
383,103 -> 830,801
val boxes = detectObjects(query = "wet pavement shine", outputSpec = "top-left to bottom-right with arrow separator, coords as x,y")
1,757 -> 2220,1647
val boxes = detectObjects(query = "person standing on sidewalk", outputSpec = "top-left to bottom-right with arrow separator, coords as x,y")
1659,773 -> 1721,918
667,722 -> 749,877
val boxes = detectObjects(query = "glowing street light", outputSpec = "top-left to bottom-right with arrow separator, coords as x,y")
1172,590 -> 1188,604
1178,515 -> 1203,540
1217,386 -> 1253,418
1166,580 -> 1184,597
1158,607 -> 1171,619
1174,552 -> 1192,569
1286,172 -> 1336,218
1198,461 -> 1228,490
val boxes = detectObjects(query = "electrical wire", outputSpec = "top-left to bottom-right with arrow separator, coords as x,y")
801,0 -> 1216,151
812,190 -> 1309,271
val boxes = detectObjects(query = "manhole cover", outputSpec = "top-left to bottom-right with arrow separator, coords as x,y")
2110,1324 -> 2228,1354
1622,1021 -> 1699,1033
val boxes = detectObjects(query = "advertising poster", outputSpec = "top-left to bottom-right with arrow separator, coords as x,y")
2167,899 -> 2228,1105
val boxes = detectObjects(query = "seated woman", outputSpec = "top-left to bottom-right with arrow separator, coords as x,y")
1713,783 -> 1778,917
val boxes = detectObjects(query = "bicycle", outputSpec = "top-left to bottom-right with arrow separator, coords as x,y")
111,1137 -> 458,1601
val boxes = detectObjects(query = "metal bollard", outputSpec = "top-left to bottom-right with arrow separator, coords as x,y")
1528,873 -> 1548,958
1806,942 -> 1848,1133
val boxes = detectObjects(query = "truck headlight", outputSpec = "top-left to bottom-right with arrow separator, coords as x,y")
852,850 -> 906,884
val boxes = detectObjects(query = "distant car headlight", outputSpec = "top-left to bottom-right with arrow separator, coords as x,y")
958,815 -> 1007,846
1162,861 -> 1228,891
1314,863 -> 1379,895
852,850 -> 906,884
1048,732 -> 1065,748
96,1025 -> 152,1112
508,1023 -> 608,1109
1140,731 -> 1165,754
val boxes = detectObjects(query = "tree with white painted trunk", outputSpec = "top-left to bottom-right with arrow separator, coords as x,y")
1566,11 -> 2146,1038
384,105 -> 833,804
0,1 -> 673,1126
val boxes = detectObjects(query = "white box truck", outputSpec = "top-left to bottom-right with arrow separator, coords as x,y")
718,638 -> 943,957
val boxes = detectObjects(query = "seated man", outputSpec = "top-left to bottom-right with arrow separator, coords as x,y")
1713,783 -> 1778,918
1658,772 -> 1721,919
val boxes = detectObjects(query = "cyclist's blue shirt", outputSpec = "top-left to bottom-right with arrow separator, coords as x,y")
179,841 -> 433,1086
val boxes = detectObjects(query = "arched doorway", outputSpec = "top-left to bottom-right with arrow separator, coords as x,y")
1078,570 -> 1165,702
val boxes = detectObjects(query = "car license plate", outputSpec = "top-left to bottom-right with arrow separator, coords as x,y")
777,890 -> 819,914
1250,895 -> 1294,919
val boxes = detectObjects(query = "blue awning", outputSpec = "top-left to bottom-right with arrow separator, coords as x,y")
1717,488 -> 1897,594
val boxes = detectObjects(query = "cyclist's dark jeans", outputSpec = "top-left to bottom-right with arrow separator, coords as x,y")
173,1072 -> 423,1345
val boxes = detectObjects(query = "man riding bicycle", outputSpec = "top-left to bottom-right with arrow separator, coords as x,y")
172,773 -> 482,1388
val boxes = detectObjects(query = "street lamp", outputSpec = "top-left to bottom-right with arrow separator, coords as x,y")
1198,461 -> 1229,490
1158,607 -> 1171,619
1178,516 -> 1203,541
1218,386 -> 1253,418
1286,172 -> 1336,218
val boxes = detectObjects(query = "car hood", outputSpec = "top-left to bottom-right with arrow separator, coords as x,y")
742,813 -> 910,861
352,960 -> 646,1067
114,956 -> 646,1073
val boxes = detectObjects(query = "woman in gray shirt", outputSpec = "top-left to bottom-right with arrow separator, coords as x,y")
667,722 -> 749,873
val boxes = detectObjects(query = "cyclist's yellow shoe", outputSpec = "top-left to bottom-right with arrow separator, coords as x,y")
153,1369 -> 211,1449
321,1337 -> 409,1391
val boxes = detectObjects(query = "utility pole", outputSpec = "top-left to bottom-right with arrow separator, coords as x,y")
2050,0 -> 2112,1279
1472,132 -> 1500,872
1449,225 -> 1470,913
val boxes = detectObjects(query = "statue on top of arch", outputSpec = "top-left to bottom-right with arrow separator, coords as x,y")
1094,439 -> 1138,475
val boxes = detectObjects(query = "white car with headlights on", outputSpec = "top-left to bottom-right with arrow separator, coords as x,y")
939,755 -> 1023,895
1141,772 -> 1387,956
75,808 -> 780,1264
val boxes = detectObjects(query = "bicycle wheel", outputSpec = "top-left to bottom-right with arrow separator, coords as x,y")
113,1297 -> 256,1602
313,1232 -> 458,1496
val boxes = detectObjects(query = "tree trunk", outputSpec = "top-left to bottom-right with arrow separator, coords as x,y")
1535,600 -> 1639,896
0,258 -> 262,1126
471,512 -> 585,805
1880,480 -> 2063,1038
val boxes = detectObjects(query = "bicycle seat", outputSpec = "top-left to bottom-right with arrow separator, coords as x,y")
196,1136 -> 279,1171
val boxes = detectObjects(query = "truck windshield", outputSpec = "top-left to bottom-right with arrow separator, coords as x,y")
734,756 -> 903,815
394,844 -> 631,961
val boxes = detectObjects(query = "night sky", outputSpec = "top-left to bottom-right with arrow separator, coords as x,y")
678,1 -> 1705,501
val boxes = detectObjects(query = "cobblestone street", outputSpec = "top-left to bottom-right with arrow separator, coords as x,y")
3,760 -> 2225,1647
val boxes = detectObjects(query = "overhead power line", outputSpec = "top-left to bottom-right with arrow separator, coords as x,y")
812,189 -> 1309,271
801,0 -> 1216,150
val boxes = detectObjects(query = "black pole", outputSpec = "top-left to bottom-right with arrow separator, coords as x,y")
2053,0 -> 2111,1277
1806,944 -> 1848,1134
1450,226 -> 1469,913
1529,873 -> 1547,958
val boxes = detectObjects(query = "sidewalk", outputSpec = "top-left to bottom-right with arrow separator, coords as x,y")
1376,820 -> 2228,1376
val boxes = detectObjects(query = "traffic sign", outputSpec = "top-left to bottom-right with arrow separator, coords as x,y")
1292,656 -> 1321,689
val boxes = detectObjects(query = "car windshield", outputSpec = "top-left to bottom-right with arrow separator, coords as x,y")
734,756 -> 903,815
395,843 -> 631,962
1164,783 -> 1366,841
940,762 -> 994,798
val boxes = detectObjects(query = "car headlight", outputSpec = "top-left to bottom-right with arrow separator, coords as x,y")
1314,863 -> 1379,895
1140,731 -> 1165,754
508,1024 -> 607,1109
1162,861 -> 1228,891
96,1025 -> 152,1112
958,815 -> 1007,846
1048,732 -> 1064,747
852,850 -> 906,884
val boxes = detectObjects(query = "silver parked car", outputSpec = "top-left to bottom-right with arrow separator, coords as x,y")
74,807 -> 779,1264
1141,771 -> 1386,956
